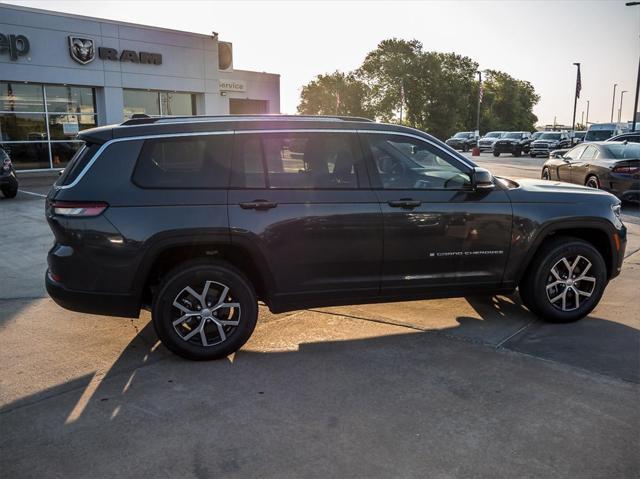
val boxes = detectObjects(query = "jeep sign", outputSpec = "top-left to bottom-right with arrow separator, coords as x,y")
0,33 -> 30,61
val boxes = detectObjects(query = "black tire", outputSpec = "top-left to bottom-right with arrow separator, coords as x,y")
541,167 -> 550,180
519,236 -> 607,323
1,186 -> 18,198
462,144 -> 469,152
152,259 -> 258,360
530,153 -> 536,158
585,175 -> 600,189
513,149 -> 521,157
493,151 -> 500,157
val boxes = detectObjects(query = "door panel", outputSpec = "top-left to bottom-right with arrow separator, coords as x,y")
228,132 -> 383,304
360,132 -> 512,294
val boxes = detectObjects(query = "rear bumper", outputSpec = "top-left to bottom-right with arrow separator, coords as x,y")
46,270 -> 140,318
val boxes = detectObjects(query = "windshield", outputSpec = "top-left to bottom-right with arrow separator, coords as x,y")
539,133 -> 561,140
504,132 -> 522,139
532,132 -> 542,139
604,143 -> 640,159
585,130 -> 614,141
453,132 -> 471,138
485,132 -> 502,138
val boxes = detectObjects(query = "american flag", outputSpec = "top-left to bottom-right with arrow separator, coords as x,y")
575,63 -> 582,99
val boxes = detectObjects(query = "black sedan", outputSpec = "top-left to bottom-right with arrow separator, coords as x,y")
445,131 -> 476,152
0,146 -> 18,198
541,141 -> 639,202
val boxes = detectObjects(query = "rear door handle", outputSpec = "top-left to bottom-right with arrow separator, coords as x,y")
388,199 -> 422,209
239,200 -> 278,210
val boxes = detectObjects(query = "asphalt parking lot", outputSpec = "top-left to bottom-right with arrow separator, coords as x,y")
1,156 -> 639,478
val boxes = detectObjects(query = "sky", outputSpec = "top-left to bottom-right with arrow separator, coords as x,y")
4,0 -> 639,127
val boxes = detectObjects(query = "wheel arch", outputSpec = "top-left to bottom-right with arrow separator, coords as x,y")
516,221 -> 617,283
136,238 -> 275,310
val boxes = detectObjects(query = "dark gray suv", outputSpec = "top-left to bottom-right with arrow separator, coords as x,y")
45,115 -> 627,360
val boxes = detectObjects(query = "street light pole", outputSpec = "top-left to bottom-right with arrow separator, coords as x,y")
610,83 -> 617,122
618,90 -> 627,122
581,110 -> 584,127
626,2 -> 639,131
475,70 -> 482,148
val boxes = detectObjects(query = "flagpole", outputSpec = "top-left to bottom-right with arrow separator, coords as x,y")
572,63 -> 581,132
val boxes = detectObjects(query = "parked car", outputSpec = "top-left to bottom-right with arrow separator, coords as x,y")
584,123 -> 628,142
492,131 -> 532,157
45,115 -> 627,360
478,131 -> 505,151
445,131 -> 476,152
541,141 -> 640,203
606,132 -> 640,143
0,147 -> 18,198
571,131 -> 586,146
530,131 -> 572,157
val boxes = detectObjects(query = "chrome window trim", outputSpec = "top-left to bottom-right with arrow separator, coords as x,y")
56,128 -> 475,190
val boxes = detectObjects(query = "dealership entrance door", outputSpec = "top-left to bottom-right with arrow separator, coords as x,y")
229,99 -> 268,114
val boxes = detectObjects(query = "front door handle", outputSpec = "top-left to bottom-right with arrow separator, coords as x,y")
388,199 -> 422,209
239,200 -> 278,210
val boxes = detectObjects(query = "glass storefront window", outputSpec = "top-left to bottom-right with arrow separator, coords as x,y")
125,89 -> 196,119
0,113 -> 48,141
48,114 -> 96,140
50,142 -> 84,168
0,142 -> 51,170
0,83 -> 96,170
46,85 -> 96,114
0,83 -> 45,112
123,90 -> 160,118
160,92 -> 196,116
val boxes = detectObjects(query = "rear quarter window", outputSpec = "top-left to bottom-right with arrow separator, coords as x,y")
56,143 -> 100,186
132,135 -> 232,189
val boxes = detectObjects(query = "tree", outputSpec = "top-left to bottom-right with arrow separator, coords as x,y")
297,39 -> 540,139
297,71 -> 374,118
476,70 -> 539,133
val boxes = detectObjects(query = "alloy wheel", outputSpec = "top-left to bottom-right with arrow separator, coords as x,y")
586,177 -> 599,189
172,280 -> 241,347
545,255 -> 596,312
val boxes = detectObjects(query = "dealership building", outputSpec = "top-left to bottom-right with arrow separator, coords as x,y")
0,3 -> 281,170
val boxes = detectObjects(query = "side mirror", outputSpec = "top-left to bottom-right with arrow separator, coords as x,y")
472,167 -> 495,191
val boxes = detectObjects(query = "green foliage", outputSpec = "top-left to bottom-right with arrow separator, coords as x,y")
297,39 -> 540,139
297,71 -> 374,118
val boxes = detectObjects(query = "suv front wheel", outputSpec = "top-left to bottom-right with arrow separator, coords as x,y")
519,237 -> 607,322
152,259 -> 258,360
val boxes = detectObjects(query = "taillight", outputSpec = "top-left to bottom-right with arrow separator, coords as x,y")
2,158 -> 10,171
612,165 -> 640,175
50,200 -> 108,217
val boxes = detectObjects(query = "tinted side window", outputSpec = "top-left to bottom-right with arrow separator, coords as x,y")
364,133 -> 471,190
564,144 -> 586,161
133,135 -> 231,188
580,146 -> 599,160
233,132 -> 361,189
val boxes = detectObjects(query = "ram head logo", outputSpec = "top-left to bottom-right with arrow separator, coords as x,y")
68,36 -> 95,64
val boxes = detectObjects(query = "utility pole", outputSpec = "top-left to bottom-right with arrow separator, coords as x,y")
586,100 -> 590,126
572,63 -> 581,131
610,83 -> 617,122
633,55 -> 640,131
581,110 -> 584,128
618,90 -> 627,122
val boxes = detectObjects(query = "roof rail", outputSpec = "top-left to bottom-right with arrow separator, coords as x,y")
120,114 -> 374,126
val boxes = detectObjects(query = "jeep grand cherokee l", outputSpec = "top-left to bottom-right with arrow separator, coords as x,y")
45,115 -> 627,360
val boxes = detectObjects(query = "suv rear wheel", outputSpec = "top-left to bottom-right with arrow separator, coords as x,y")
1,186 -> 17,198
519,237 -> 607,322
152,259 -> 258,360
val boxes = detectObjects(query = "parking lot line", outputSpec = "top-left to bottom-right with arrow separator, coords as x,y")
19,190 -> 47,198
